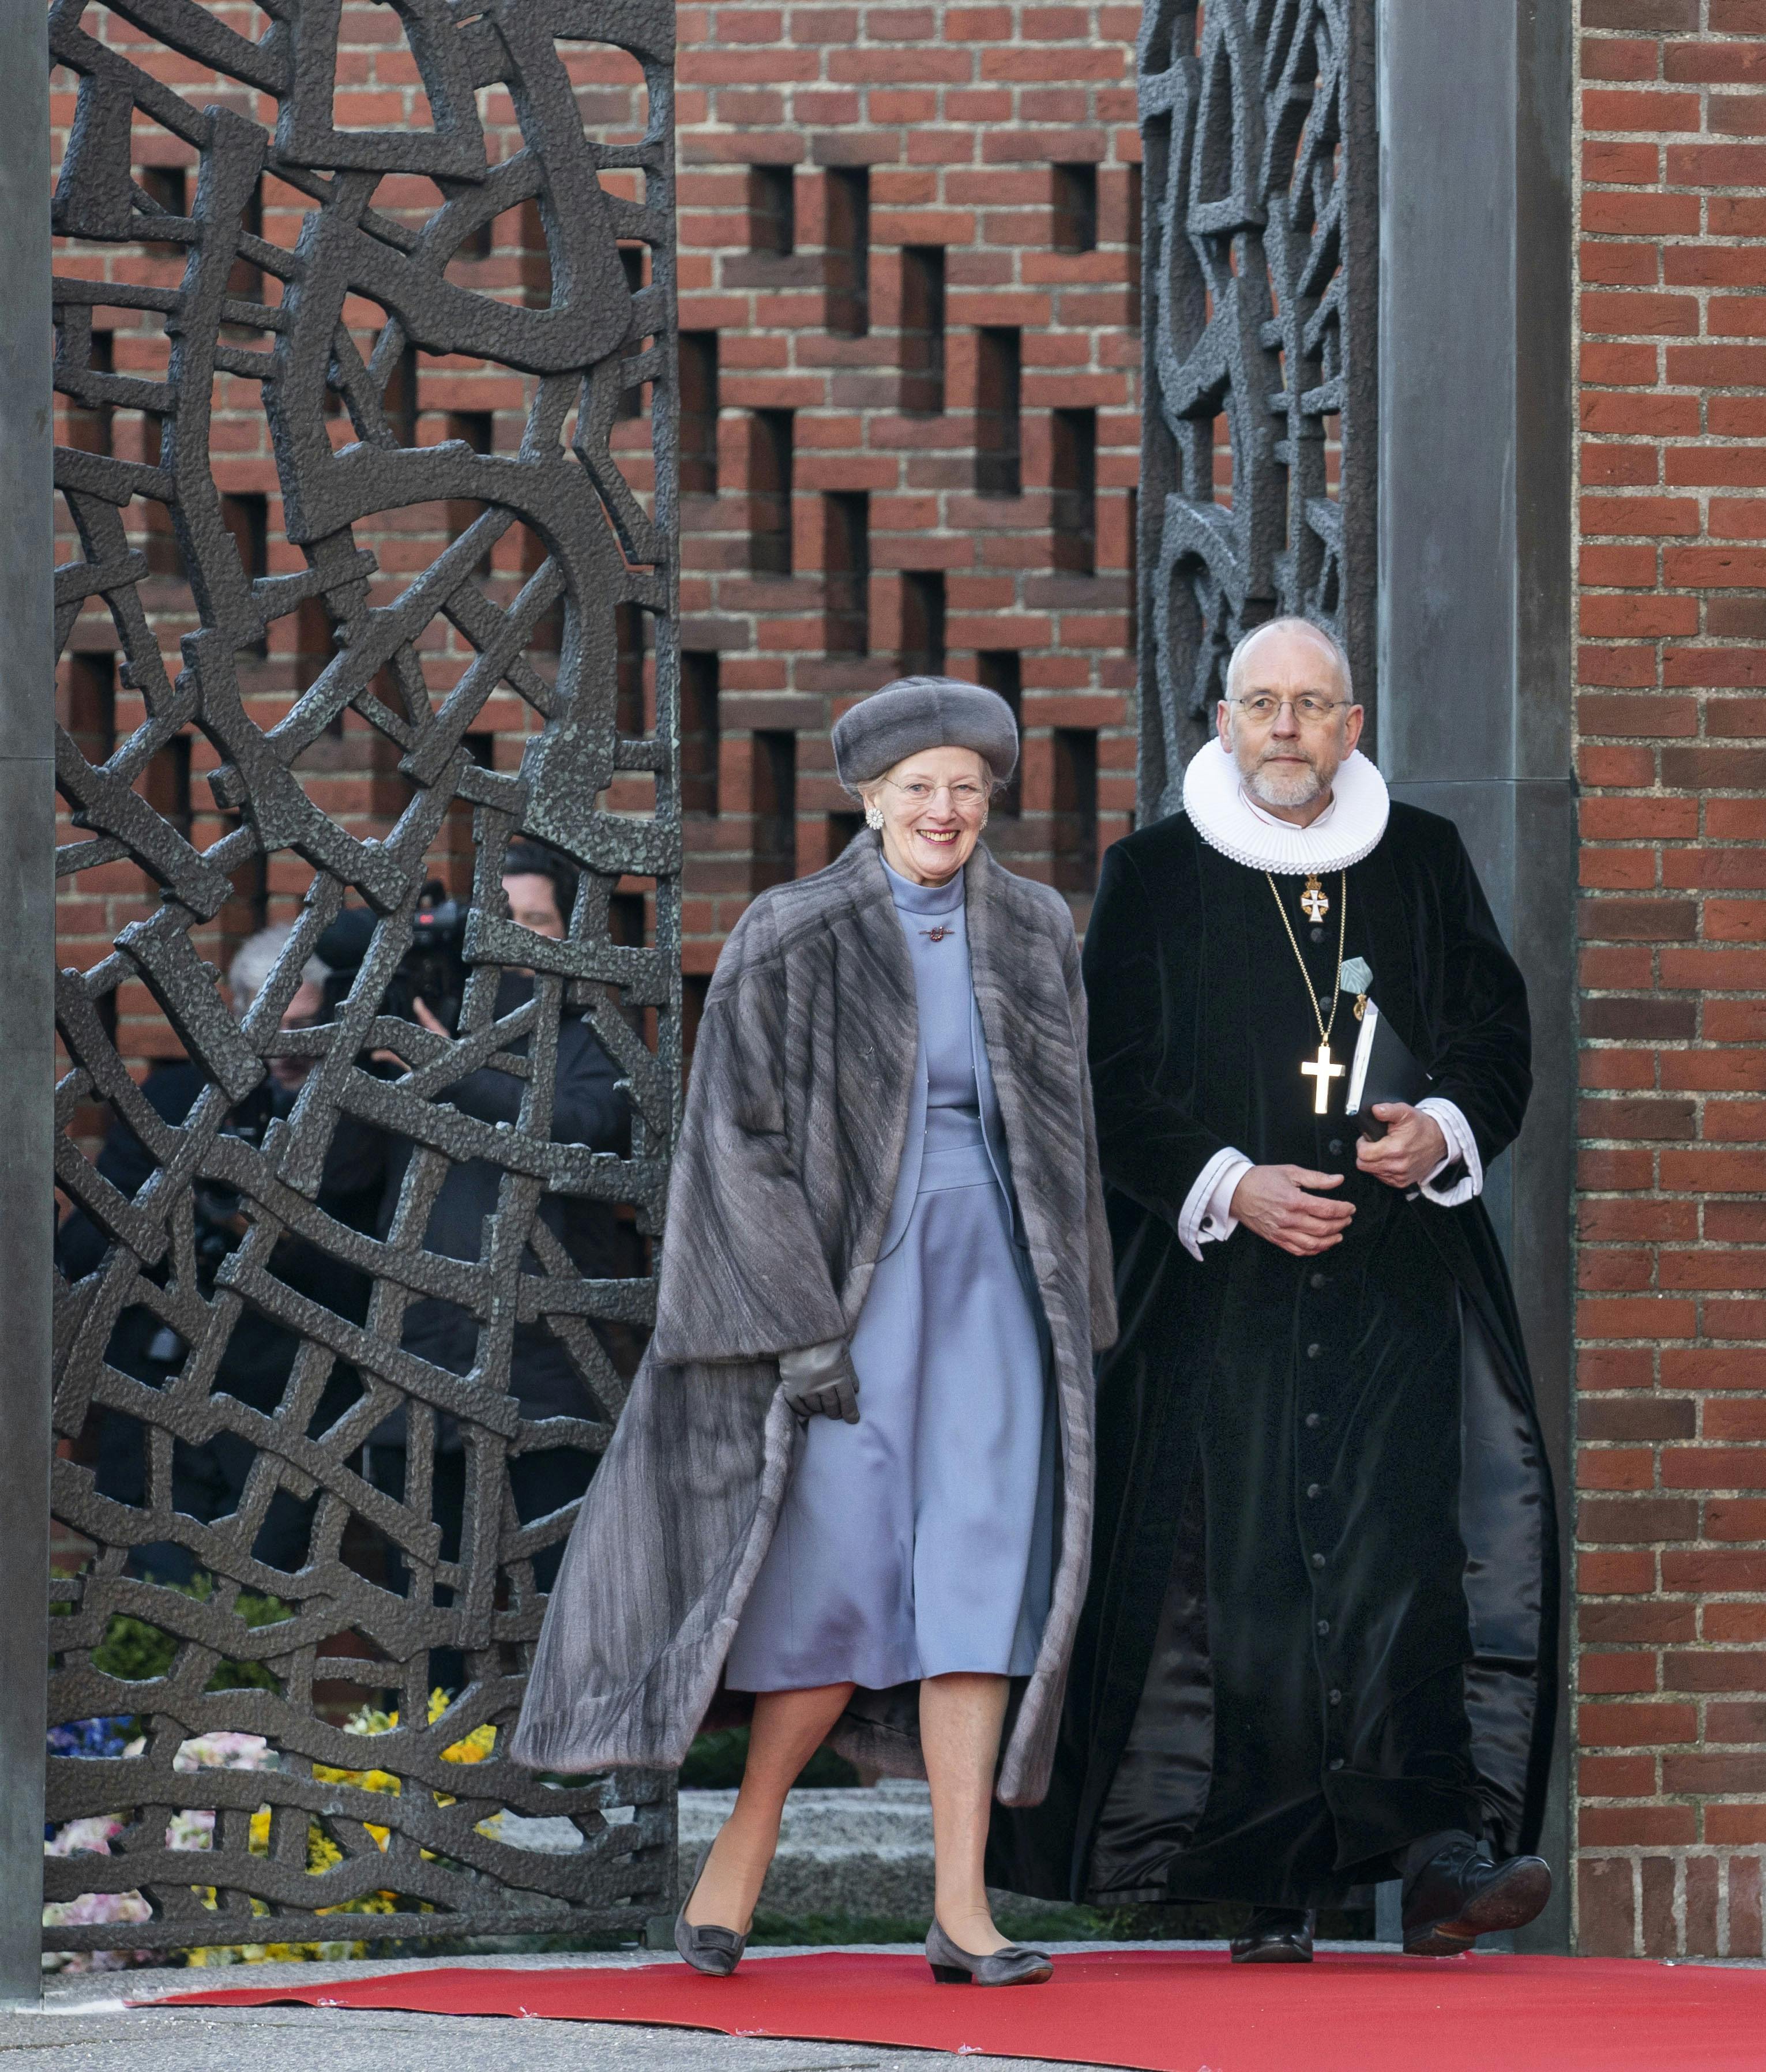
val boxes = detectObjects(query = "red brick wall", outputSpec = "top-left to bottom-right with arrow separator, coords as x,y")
674,0 -> 1142,982
1576,0 -> 1766,1961
55,2 -> 1141,1069
51,0 -> 1766,1961
52,9 -> 656,1093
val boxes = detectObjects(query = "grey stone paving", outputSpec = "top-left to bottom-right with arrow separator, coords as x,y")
14,1947 -> 1139,2071
3,2005 -> 1013,2072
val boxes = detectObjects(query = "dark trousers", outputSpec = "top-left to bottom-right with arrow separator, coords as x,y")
98,1400 -> 316,1585
365,1440 -> 594,1697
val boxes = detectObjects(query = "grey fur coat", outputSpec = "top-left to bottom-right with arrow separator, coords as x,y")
508,833 -> 1116,1806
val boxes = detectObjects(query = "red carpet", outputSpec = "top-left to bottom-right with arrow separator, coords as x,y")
150,1947 -> 1766,2070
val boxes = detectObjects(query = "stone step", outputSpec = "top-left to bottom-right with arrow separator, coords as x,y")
678,1781 -> 936,1920
486,1783 -> 940,1921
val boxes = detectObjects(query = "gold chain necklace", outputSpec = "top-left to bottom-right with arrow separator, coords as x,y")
1265,871 -> 1349,1114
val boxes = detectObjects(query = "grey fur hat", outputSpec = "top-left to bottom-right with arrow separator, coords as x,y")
831,675 -> 1020,790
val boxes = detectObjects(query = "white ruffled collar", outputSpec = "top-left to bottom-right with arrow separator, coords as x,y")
1181,738 -> 1390,875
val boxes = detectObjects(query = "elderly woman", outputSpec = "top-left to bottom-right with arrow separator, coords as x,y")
511,676 -> 1115,1987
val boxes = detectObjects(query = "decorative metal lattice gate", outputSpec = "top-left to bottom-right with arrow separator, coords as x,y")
1136,0 -> 1377,815
47,0 -> 679,1952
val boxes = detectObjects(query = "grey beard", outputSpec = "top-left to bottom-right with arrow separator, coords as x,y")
1247,758 -> 1323,808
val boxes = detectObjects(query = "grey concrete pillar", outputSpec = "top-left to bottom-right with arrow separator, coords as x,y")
0,0 -> 55,2009
1377,0 -> 1576,1953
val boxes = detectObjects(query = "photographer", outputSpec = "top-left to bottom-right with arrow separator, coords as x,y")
336,841 -> 630,1637
57,927 -> 378,1580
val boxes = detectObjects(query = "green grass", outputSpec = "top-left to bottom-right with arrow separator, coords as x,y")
747,1911 -> 934,1946
748,1904 -> 1119,1947
679,1725 -> 859,1791
52,1573 -> 295,1695
747,1901 -> 1377,1946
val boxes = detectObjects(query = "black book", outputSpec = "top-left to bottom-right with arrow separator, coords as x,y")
1343,1001 -> 1431,1140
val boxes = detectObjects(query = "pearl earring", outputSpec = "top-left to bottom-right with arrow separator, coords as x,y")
865,802 -> 884,830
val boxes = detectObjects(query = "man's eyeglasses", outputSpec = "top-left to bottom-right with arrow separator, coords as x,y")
1227,693 -> 1351,726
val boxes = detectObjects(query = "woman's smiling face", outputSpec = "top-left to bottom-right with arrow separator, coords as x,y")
869,744 -> 991,885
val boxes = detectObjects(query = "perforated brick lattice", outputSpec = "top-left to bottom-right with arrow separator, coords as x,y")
47,0 -> 679,1951
1136,0 -> 1376,814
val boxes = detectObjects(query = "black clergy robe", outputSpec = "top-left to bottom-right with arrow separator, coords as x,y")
989,799 -> 1558,1911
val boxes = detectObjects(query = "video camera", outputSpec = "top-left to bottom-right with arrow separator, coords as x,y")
317,879 -> 469,1036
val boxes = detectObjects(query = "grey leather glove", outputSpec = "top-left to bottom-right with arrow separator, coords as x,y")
778,1339 -> 861,1424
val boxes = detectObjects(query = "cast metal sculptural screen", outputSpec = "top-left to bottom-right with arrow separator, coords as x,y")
48,1 -> 679,1949
1136,0 -> 1376,815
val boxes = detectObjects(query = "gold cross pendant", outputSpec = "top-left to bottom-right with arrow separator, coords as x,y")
1300,875 -> 1330,924
1301,1040 -> 1344,1114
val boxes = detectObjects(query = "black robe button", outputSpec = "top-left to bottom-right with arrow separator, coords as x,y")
1316,1619 -> 1330,1636
1305,1412 -> 1321,1428
1307,1483 -> 1322,1499
1329,1758 -> 1345,1772
1328,1138 -> 1344,1156
1311,1551 -> 1326,1569
1307,1343 -> 1322,1359
1310,1271 -> 1328,1289
1310,925 -> 1326,943
1328,1689 -> 1342,1706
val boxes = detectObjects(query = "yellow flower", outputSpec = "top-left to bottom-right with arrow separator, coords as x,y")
441,1720 -> 495,1764
429,1688 -> 497,1764
336,1690 -> 495,1767
312,1763 -> 402,1795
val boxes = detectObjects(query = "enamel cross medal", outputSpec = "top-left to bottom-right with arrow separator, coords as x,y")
1300,875 -> 1330,924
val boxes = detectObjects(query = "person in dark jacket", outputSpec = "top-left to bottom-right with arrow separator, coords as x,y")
56,927 -> 378,1580
359,841 -> 631,1631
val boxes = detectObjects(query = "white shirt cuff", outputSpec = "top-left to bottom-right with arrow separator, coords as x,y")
1415,1097 -> 1482,1206
1178,1148 -> 1254,1262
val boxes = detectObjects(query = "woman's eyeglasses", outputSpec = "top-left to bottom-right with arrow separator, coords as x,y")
882,777 -> 990,810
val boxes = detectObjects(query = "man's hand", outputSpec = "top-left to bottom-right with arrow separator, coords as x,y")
1229,1165 -> 1355,1257
1355,1103 -> 1448,1190
370,994 -> 449,1068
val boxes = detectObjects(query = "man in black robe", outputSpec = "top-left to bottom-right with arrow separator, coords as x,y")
990,618 -> 1557,1960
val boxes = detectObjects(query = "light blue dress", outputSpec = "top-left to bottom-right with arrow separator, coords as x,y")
723,862 -> 1056,1693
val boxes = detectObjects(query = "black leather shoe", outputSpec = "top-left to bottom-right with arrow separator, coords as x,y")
1230,1906 -> 1316,1963
1401,1834 -> 1551,1956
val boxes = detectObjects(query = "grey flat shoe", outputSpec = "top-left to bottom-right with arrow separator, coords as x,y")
673,1839 -> 749,1976
925,1916 -> 1053,1986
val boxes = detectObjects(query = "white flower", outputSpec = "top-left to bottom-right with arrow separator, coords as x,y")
165,1808 -> 215,1852
172,1732 -> 278,1772
44,1816 -> 121,1859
